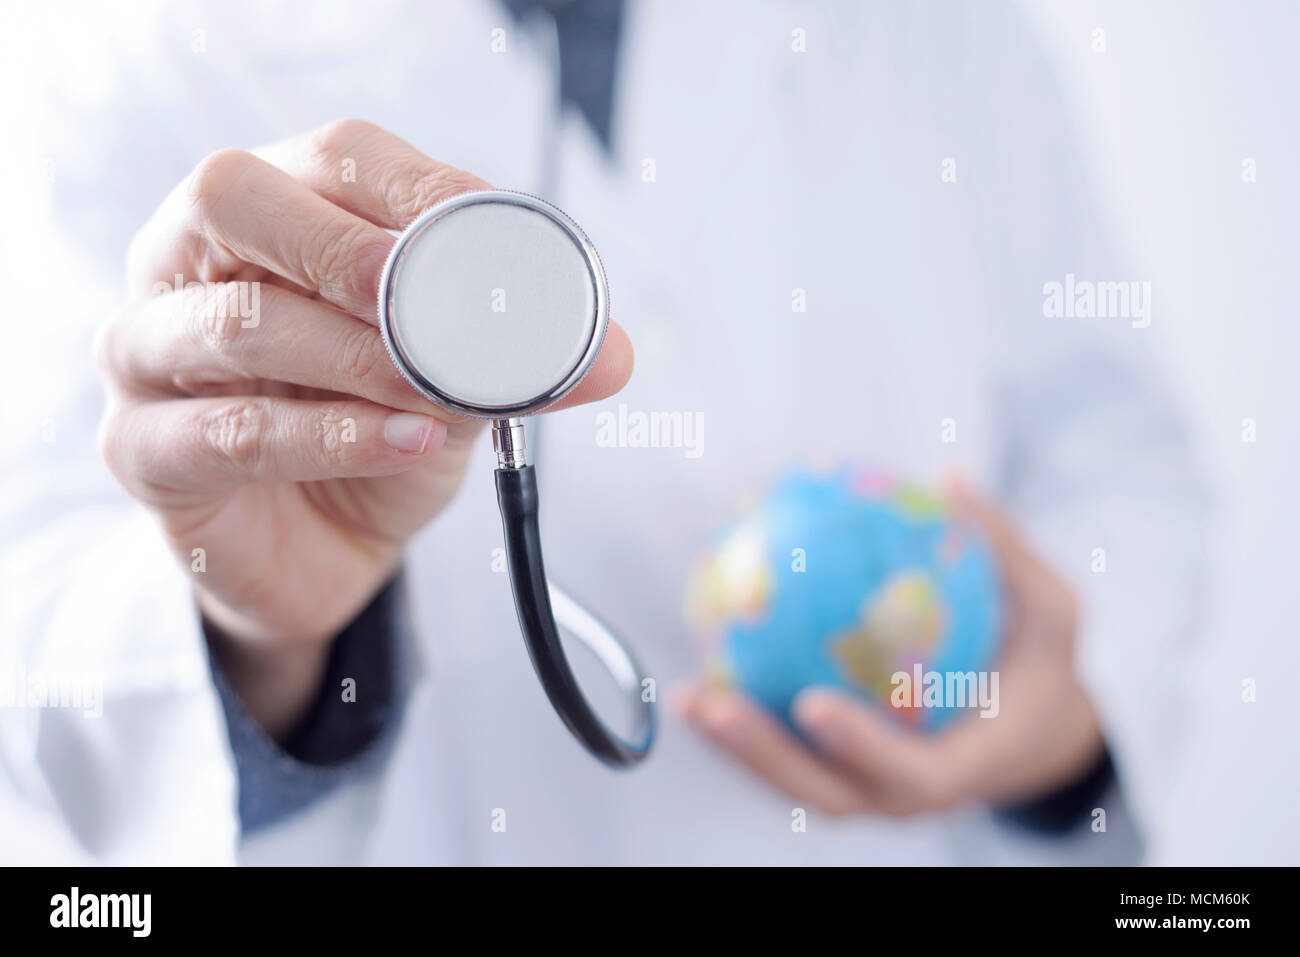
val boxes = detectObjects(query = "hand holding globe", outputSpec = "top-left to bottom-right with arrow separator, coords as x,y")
677,471 -> 1106,818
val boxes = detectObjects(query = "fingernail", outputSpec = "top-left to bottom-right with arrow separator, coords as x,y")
384,413 -> 434,453
792,688 -> 832,720
792,693 -> 841,742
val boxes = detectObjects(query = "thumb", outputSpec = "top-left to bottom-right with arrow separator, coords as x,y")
792,687 -> 956,812
943,473 -> 1039,596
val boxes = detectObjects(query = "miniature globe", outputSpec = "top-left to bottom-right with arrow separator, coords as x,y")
684,466 -> 1002,731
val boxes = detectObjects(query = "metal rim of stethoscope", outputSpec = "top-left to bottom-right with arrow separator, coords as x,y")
377,188 -> 655,767
378,189 -> 608,419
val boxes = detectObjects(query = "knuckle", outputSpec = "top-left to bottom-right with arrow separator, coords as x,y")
200,399 -> 267,473
337,323 -> 390,385
307,217 -> 379,295
193,281 -> 250,355
185,147 -> 255,219
387,165 -> 483,224
309,117 -> 380,162
315,403 -> 356,464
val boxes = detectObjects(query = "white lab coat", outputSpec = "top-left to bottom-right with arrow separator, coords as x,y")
1,0 -> 1205,865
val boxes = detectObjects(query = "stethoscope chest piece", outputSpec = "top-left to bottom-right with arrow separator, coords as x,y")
379,190 -> 654,767
380,189 -> 608,418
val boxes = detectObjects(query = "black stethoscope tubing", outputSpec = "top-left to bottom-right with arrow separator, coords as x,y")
378,14 -> 655,768
495,455 -> 654,766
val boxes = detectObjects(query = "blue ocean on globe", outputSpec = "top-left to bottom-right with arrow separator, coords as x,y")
684,466 -> 1003,732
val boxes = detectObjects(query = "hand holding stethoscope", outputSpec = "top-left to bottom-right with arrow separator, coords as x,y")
97,120 -> 652,761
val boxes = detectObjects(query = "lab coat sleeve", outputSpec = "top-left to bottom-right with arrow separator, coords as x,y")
993,340 -> 1211,844
0,9 -> 250,863
955,4 -> 1213,844
0,432 -> 241,865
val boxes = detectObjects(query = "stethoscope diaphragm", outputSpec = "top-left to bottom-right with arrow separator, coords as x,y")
380,190 -> 608,418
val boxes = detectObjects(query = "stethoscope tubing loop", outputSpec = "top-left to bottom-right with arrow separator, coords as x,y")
494,464 -> 655,767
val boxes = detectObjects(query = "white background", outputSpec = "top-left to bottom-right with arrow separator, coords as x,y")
1,1 -> 1296,863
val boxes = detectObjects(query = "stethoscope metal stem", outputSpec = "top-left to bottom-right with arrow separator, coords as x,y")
492,418 -> 528,469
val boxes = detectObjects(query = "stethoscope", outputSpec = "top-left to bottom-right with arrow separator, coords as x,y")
377,189 -> 655,767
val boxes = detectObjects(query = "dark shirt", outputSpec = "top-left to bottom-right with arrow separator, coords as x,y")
207,577 -> 410,833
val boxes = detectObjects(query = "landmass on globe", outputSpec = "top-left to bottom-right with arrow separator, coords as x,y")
683,465 -> 1001,732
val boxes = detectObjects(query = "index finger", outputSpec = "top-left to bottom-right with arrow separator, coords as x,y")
256,118 -> 490,230
944,475 -> 1042,596
129,147 -> 394,322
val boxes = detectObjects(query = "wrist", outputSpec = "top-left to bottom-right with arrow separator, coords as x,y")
203,613 -> 333,741
198,565 -> 399,740
193,551 -> 400,648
